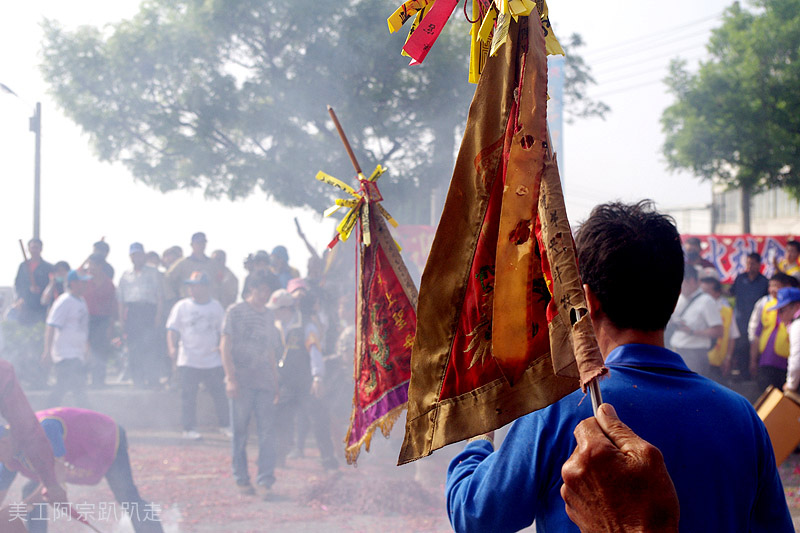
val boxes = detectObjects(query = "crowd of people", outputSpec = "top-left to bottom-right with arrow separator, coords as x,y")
669,236 -> 800,397
4,231 -> 357,499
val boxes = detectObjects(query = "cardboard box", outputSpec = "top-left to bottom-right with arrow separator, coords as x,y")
755,386 -> 800,466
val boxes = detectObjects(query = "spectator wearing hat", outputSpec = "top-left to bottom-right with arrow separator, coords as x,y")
211,250 -> 239,309
668,264 -> 723,378
166,272 -> 229,440
270,246 -> 300,289
778,288 -> 800,392
42,270 -> 91,408
83,254 -> 118,388
165,232 -> 222,302
118,243 -> 166,388
749,272 -> 798,390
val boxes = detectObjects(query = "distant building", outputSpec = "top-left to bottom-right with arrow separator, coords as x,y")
713,187 -> 800,234
662,204 -> 712,235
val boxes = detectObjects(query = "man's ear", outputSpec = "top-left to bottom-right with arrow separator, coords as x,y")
583,284 -> 602,321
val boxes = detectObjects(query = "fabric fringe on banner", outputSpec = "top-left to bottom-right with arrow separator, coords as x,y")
318,167 -> 418,465
398,8 -> 606,466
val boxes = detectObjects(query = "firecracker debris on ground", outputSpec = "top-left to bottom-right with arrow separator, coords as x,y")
4,425 -> 800,532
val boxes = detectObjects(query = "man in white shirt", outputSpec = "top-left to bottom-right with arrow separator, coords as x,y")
699,276 -> 740,382
166,271 -> 229,440
777,288 -> 800,392
118,242 -> 165,388
669,264 -> 723,377
42,270 -> 91,407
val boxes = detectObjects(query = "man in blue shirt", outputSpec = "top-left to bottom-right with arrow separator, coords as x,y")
446,201 -> 792,532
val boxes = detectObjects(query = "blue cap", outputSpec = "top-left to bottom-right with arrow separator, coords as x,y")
129,242 -> 145,254
184,271 -> 210,285
271,245 -> 289,262
770,287 -> 800,311
67,270 -> 91,284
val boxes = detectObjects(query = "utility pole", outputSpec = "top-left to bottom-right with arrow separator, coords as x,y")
29,102 -> 41,240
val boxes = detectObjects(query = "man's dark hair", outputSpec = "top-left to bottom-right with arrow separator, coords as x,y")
788,240 -> 800,253
88,253 -> 105,265
54,261 -> 70,271
247,271 -> 280,292
93,241 -> 110,254
700,277 -> 722,294
685,237 -> 702,248
28,238 -> 42,246
575,201 -> 683,331
748,252 -> 762,263
683,263 -> 698,281
771,272 -> 797,287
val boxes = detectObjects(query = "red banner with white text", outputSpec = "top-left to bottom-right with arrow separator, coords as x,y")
682,235 -> 799,284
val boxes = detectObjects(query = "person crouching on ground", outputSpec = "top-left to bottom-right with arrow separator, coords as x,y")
0,407 -> 163,533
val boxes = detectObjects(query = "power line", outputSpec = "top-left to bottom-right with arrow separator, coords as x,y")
583,11 -> 723,59
589,31 -> 714,67
591,41 -> 709,77
594,53 -> 706,86
588,77 -> 669,99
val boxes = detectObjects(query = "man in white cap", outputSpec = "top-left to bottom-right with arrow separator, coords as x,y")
42,269 -> 91,407
118,243 -> 165,388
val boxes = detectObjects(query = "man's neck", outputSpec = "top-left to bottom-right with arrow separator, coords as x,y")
192,296 -> 210,304
245,297 -> 266,311
594,320 -> 665,357
747,271 -> 759,281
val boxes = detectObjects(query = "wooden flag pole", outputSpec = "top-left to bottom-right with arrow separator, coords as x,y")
545,128 -> 603,416
327,106 -> 363,175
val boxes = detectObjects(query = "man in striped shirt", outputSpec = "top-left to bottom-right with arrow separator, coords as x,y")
220,270 -> 281,499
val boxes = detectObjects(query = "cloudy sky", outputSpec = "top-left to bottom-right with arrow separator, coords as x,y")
0,0 -> 730,287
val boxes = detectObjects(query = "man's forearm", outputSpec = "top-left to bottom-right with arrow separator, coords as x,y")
219,335 -> 236,380
42,326 -> 55,359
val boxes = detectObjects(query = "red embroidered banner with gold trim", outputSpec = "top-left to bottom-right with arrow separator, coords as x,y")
345,211 -> 418,464
318,164 -> 418,464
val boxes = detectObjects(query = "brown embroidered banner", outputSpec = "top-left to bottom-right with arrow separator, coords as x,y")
398,10 -> 606,465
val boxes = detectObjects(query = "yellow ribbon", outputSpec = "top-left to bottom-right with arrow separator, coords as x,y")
317,164 -> 399,246
389,0 -> 564,83
388,0 -> 436,33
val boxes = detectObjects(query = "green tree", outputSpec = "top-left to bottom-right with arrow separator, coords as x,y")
661,0 -> 800,232
41,0 -> 606,223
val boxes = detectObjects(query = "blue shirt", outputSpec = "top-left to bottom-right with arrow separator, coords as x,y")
0,419 -> 66,491
446,344 -> 792,532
